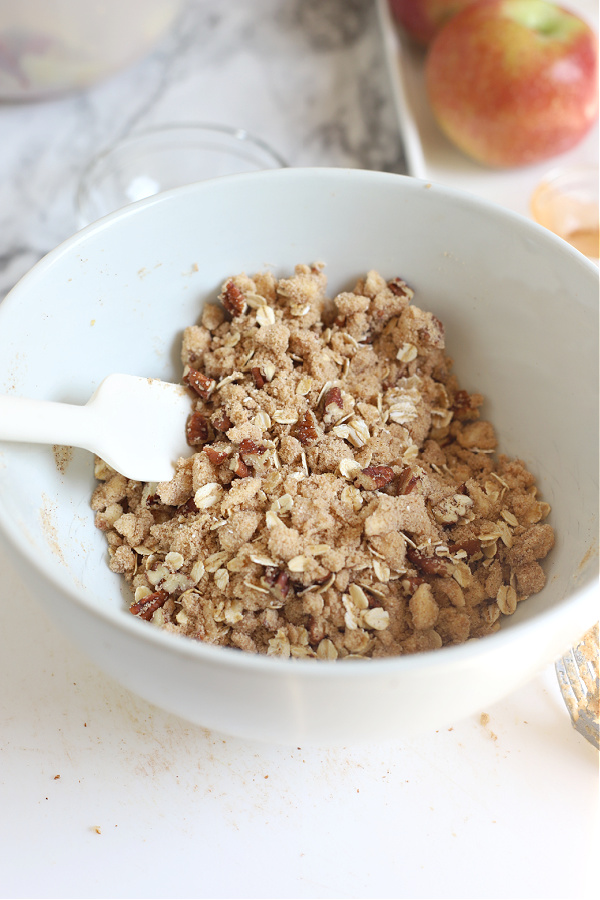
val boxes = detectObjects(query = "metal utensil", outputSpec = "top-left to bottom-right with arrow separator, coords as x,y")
555,623 -> 599,749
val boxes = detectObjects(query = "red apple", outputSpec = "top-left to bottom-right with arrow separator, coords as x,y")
389,0 -> 475,46
425,0 -> 599,167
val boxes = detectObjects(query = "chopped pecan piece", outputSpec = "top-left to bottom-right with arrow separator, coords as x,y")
388,278 -> 410,297
401,475 -> 419,495
129,589 -> 169,621
356,465 -> 395,491
452,389 -> 483,420
251,366 -> 266,389
263,567 -> 290,599
186,411 -> 211,446
452,389 -> 470,411
407,547 -> 452,576
263,566 -> 280,587
239,438 -> 270,474
417,314 -> 444,347
220,279 -> 247,317
323,386 -> 343,410
275,571 -> 290,598
203,446 -> 229,466
397,467 -> 419,495
322,386 -> 345,425
448,538 -> 481,557
176,497 -> 199,516
231,456 -> 252,478
212,411 -> 232,432
239,438 -> 263,455
295,410 -> 318,446
183,367 -> 216,400
239,438 -> 267,459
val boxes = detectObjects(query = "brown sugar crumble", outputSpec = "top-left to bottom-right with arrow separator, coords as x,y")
92,264 -> 555,660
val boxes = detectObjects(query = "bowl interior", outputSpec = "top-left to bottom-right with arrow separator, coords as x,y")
0,169 -> 597,657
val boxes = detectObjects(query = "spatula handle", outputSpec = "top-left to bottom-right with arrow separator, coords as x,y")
0,393 -> 94,451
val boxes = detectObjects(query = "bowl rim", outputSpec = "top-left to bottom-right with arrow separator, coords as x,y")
1,166 -> 598,677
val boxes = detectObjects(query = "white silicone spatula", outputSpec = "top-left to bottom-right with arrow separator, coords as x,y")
0,374 -> 192,481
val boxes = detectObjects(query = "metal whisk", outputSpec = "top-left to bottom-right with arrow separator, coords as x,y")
555,623 -> 599,749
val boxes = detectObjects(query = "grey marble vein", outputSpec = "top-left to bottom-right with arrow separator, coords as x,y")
0,0 -> 405,300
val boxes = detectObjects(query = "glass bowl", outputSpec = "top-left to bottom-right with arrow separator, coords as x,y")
0,0 -> 184,100
530,164 -> 599,262
76,123 -> 288,227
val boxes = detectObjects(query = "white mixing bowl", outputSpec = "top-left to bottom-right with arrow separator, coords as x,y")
0,169 -> 597,745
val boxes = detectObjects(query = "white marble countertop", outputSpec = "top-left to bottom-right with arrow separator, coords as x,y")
0,0 -> 406,300
0,2 -> 598,898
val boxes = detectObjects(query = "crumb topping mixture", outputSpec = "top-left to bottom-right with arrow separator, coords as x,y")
92,264 -> 554,659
